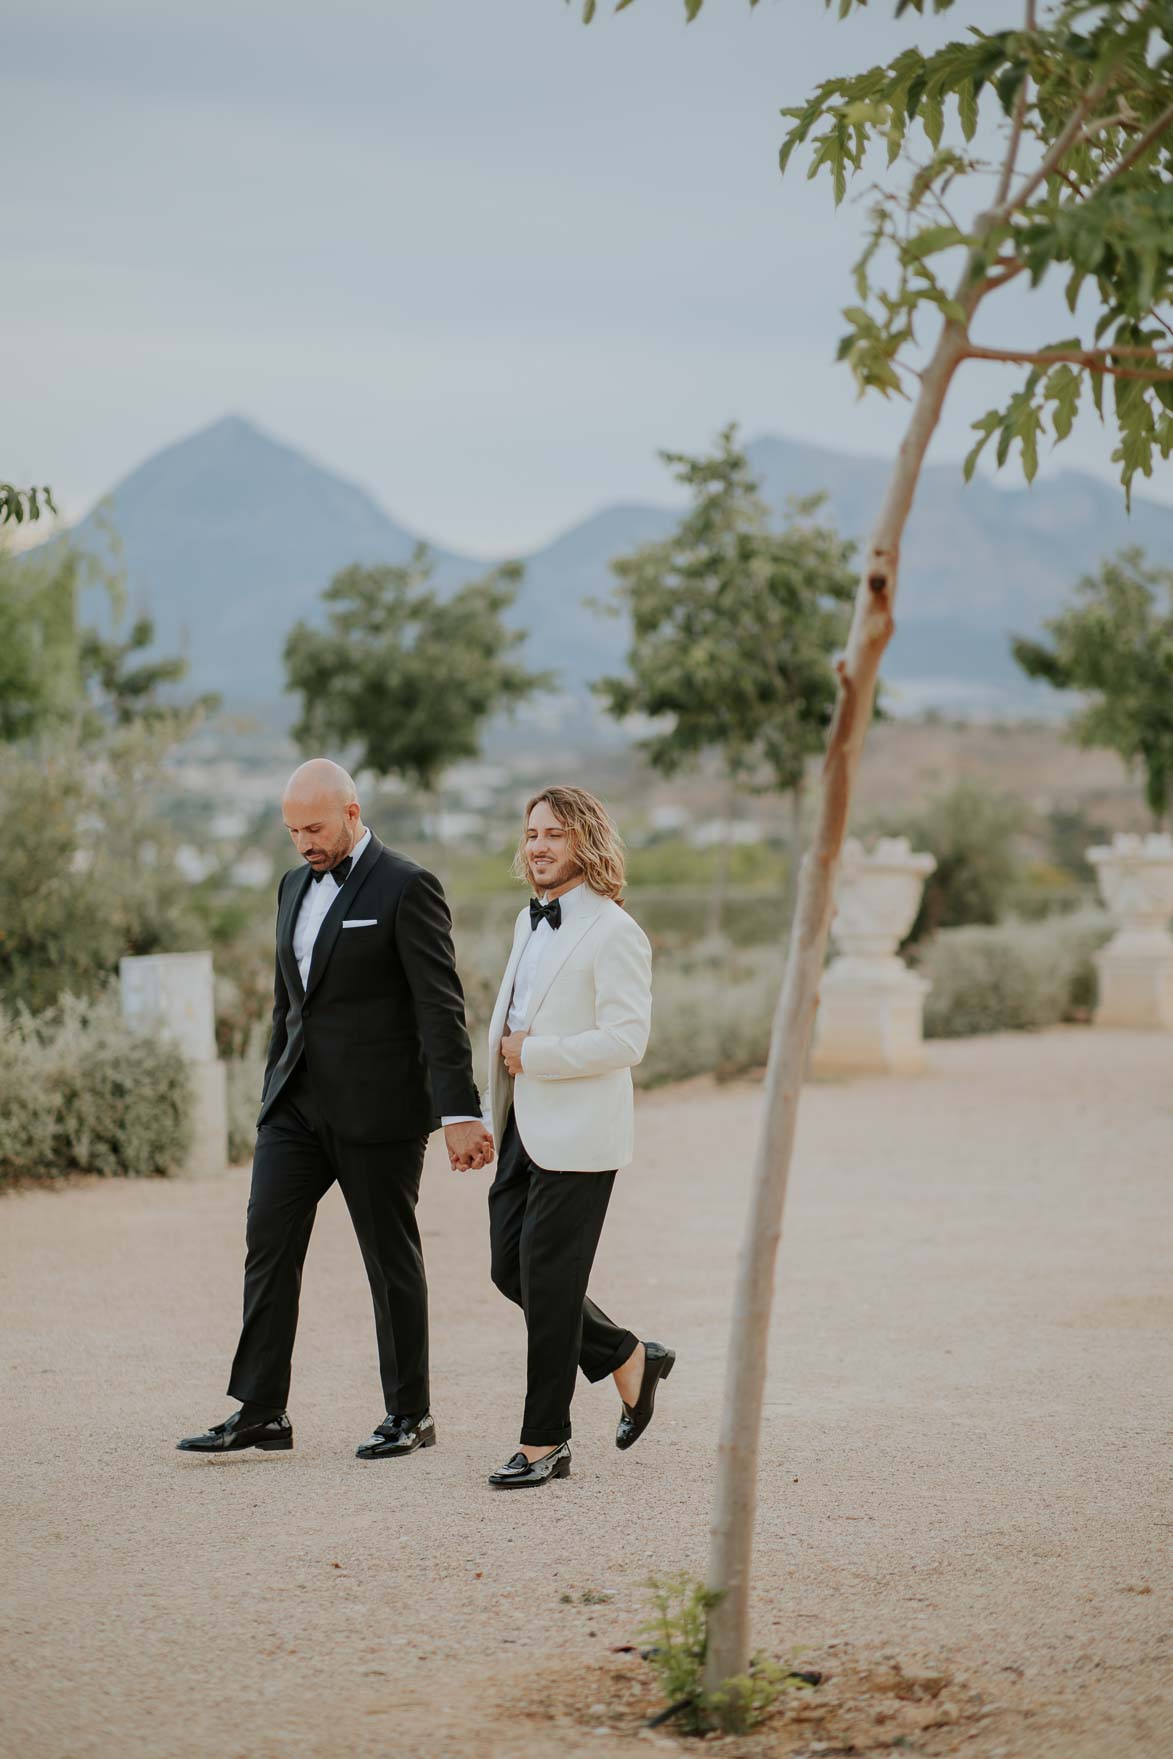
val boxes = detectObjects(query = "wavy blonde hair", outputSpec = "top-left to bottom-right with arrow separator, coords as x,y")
511,785 -> 626,903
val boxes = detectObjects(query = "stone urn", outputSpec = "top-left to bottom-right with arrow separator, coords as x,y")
120,951 -> 229,1175
1087,832 -> 1173,1029
812,836 -> 937,1076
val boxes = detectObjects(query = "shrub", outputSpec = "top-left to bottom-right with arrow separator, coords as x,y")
870,781 -> 1026,943
636,941 -> 781,1088
0,732 -> 199,1014
920,910 -> 1110,1039
0,996 -> 192,1184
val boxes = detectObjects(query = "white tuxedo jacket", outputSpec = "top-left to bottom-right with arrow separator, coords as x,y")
487,887 -> 652,1172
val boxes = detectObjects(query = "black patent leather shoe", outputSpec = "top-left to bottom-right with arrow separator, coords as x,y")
355,1411 -> 437,1459
176,1410 -> 292,1454
615,1341 -> 676,1451
488,1442 -> 571,1488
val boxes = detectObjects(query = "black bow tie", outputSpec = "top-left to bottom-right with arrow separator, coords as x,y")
530,896 -> 562,932
312,854 -> 353,885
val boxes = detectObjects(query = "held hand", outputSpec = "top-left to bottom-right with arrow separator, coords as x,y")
500,1030 -> 529,1078
444,1120 -> 495,1173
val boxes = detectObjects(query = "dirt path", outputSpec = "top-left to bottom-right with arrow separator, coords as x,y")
2,1027 -> 1170,1759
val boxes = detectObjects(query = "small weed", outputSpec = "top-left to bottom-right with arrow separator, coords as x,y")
639,1574 -> 808,1735
559,1587 -> 615,1606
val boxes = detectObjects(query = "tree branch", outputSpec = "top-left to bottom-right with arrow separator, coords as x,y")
999,68 -> 1116,220
979,260 -> 1027,294
964,343 -> 1173,382
993,0 -> 1037,208
1094,99 -> 1173,190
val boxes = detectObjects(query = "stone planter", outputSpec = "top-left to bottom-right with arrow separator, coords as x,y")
120,952 -> 229,1175
812,837 -> 936,1076
1087,832 -> 1173,1029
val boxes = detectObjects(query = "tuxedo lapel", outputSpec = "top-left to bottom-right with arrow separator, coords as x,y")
523,888 -> 607,1025
490,912 -> 531,1043
304,833 -> 382,999
278,865 -> 313,999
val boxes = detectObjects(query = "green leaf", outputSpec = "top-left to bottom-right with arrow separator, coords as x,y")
1044,366 -> 1081,441
1064,270 -> 1085,316
920,90 -> 944,149
904,222 -> 965,261
957,78 -> 978,142
963,410 -> 1001,482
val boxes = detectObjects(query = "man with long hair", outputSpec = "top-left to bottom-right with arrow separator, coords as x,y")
482,784 -> 674,1487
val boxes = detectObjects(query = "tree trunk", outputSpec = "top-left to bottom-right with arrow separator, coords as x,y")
779,779 -> 805,939
701,317 -> 971,1697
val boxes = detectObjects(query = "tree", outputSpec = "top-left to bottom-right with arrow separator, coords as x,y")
0,538 -> 217,745
283,547 -> 552,788
0,727 -> 200,1014
0,543 -> 83,742
80,615 -> 220,733
596,427 -> 855,933
581,0 -> 1173,1712
1014,547 -> 1173,825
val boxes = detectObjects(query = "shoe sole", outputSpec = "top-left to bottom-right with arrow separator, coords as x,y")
176,1437 -> 293,1454
489,1459 -> 571,1489
356,1430 -> 438,1460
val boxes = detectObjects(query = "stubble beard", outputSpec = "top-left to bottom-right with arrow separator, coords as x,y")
529,852 -> 582,896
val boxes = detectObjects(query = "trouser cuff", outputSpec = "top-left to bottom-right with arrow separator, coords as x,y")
584,1329 -> 640,1385
228,1379 -> 289,1410
520,1422 -> 572,1446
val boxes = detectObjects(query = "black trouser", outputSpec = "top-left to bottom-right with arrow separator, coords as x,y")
228,1061 -> 429,1415
488,1109 -> 637,1446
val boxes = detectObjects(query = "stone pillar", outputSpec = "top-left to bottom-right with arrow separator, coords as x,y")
119,952 -> 229,1176
812,836 -> 937,1076
1087,832 -> 1173,1029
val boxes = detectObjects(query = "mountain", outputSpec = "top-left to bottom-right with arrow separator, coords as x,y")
746,434 -> 1173,669
64,415 -> 477,705
48,413 -> 1173,719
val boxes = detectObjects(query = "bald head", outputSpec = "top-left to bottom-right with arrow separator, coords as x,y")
284,758 -> 358,809
281,758 -> 364,874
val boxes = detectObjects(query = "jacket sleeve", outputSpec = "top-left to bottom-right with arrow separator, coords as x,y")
260,871 -> 290,1103
395,868 -> 481,1118
521,917 -> 652,1082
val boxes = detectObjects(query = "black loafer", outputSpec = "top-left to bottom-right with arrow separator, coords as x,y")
177,1410 -> 292,1454
488,1442 -> 571,1488
616,1341 -> 676,1451
355,1411 -> 437,1459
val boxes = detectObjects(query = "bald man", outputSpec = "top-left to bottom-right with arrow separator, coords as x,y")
178,760 -> 493,1460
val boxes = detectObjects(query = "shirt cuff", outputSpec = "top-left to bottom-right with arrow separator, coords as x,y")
441,1114 -> 481,1127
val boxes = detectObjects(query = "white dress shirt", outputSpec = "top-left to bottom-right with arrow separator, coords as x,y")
291,828 -> 371,990
508,882 -> 586,1068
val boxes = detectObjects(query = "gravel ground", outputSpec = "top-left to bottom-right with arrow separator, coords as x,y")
1,1026 -> 1170,1759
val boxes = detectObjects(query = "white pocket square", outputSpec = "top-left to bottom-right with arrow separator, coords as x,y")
342,918 -> 378,928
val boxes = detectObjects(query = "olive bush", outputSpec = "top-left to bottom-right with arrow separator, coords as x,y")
0,996 -> 192,1184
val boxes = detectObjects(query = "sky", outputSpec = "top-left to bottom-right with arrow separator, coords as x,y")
4,0 -> 1171,555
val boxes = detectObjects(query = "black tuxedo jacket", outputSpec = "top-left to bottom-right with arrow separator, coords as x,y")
258,834 -> 480,1143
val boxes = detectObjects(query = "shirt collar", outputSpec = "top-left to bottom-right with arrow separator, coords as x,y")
316,827 -> 371,889
541,879 -> 587,916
